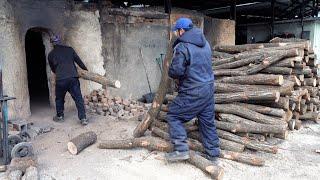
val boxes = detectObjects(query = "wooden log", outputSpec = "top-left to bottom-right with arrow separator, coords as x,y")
293,67 -> 313,77
215,91 -> 280,103
215,104 -> 287,125
215,81 -> 293,96
216,129 -> 278,154
307,103 -> 314,112
67,131 -> 97,155
233,103 -> 285,118
310,97 -> 320,105
214,69 -> 247,76
236,133 -> 266,142
294,62 -> 306,69
133,39 -> 174,137
212,57 -> 235,66
216,74 -> 284,86
215,121 -> 286,134
261,67 -> 292,75
217,113 -> 258,125
160,104 -> 169,112
294,119 -> 302,130
273,130 -> 289,139
288,119 -> 295,130
213,51 -> 234,59
303,78 -> 316,87
246,49 -> 298,74
214,44 -> 264,53
307,59 -> 317,67
284,75 -> 301,86
152,124 -> 243,153
78,69 -> 121,89
188,131 -> 245,152
98,136 -> 265,166
299,112 -> 320,123
8,157 -> 37,172
273,58 -> 295,67
255,97 -> 290,110
213,56 -> 263,70
304,86 -> 319,97
189,151 -> 224,180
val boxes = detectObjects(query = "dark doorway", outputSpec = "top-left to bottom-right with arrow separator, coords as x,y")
25,30 -> 50,112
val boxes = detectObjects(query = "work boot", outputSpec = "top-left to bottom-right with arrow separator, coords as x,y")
53,116 -> 64,122
80,118 -> 89,126
165,151 -> 190,162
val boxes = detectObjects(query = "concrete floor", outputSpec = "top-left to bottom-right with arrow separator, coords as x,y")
1,105 -> 320,180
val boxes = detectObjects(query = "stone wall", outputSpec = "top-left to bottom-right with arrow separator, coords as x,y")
0,0 -> 30,118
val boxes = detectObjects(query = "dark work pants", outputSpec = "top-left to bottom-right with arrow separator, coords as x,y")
55,77 -> 86,120
167,84 -> 220,157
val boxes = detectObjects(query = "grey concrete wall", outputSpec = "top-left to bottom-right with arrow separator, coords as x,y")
0,0 -> 30,118
100,8 -> 169,99
204,17 -> 235,46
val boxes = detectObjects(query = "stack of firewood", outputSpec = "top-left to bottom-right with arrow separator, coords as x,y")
84,89 -> 149,120
98,38 -> 319,179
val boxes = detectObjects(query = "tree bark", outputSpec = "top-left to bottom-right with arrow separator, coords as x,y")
188,151 -> 224,180
67,131 -> 97,155
133,39 -> 174,137
299,112 -> 320,123
98,136 -> 265,166
259,97 -> 290,110
233,102 -> 286,118
217,113 -> 259,125
78,69 -> 121,89
216,74 -> 284,86
214,44 -> 264,53
214,69 -> 247,76
212,51 -> 234,59
261,67 -> 292,75
215,121 -> 287,134
213,56 -> 263,70
215,91 -> 280,103
303,78 -> 316,87
246,49 -> 298,74
216,129 -> 278,154
215,81 -> 293,96
215,104 -> 287,125
285,75 -> 301,86
212,57 -> 235,66
273,58 -> 295,67
188,131 -> 245,152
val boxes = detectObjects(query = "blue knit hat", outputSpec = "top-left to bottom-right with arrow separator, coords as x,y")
172,17 -> 193,31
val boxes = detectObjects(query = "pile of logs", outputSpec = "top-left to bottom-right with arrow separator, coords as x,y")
84,89 -> 149,120
99,38 -> 320,179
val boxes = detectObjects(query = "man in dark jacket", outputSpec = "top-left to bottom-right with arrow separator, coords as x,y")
165,18 -> 220,162
48,35 -> 88,125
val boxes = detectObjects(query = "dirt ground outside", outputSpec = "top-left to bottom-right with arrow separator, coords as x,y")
1,107 -> 320,180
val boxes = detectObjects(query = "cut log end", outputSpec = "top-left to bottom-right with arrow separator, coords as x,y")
67,142 -> 78,155
114,80 -> 121,89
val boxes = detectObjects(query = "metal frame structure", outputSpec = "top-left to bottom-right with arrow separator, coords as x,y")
0,64 -> 15,165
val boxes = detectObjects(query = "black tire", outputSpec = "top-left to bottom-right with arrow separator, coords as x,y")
8,135 -> 23,159
11,142 -> 34,158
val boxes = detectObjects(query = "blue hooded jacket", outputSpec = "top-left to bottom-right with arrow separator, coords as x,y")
169,28 -> 214,95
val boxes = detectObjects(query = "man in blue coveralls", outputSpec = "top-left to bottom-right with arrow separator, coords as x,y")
165,18 -> 220,162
